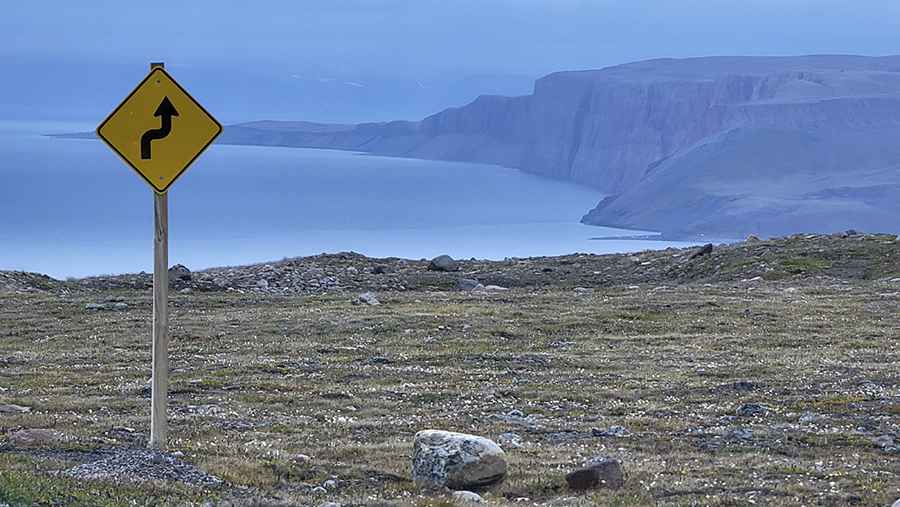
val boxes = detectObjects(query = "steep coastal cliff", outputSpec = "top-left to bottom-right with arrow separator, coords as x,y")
216,56 -> 900,237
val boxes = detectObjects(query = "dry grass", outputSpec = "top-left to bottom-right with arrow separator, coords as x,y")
1,274 -> 899,505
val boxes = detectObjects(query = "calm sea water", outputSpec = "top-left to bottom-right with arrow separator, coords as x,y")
0,121 -> 696,278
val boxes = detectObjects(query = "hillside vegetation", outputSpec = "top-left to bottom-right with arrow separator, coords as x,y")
1,234 -> 898,505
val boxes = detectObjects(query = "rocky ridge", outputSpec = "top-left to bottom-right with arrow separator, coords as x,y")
2,232 -> 897,296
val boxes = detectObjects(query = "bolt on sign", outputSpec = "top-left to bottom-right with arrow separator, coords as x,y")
97,67 -> 222,192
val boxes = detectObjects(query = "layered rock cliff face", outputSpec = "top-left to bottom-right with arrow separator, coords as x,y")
219,56 -> 900,237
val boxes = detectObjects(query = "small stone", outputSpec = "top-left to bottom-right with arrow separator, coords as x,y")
371,265 -> 389,275
565,457 -> 624,491
873,435 -> 895,449
497,432 -> 522,449
323,479 -> 338,490
429,255 -> 458,272
292,453 -> 312,464
311,486 -> 327,494
256,279 -> 269,289
0,404 -> 31,414
481,285 -> 508,291
452,491 -> 484,504
457,278 -> 483,291
591,425 -> 629,438
798,412 -> 821,424
346,266 -> 358,274
358,292 -> 380,305
85,302 -> 128,311
178,288 -> 193,295
319,503 -> 342,507
746,234 -> 761,242
689,243 -> 714,259
8,428 -> 65,447
726,428 -> 753,441
303,267 -> 326,279
168,264 -> 191,281
412,430 -> 507,490
737,403 -> 767,417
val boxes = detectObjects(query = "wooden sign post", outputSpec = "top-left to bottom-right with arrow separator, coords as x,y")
151,183 -> 169,447
96,61 -> 222,450
150,62 -> 169,449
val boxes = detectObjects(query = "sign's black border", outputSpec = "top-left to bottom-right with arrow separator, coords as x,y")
96,67 -> 223,194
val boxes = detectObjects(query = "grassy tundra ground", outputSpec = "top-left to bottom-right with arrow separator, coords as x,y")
1,233 -> 899,506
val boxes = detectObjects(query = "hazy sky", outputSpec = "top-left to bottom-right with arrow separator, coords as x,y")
5,0 -> 900,77
3,1 -> 900,122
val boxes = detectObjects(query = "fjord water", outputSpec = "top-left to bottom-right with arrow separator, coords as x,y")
0,121 -> 695,278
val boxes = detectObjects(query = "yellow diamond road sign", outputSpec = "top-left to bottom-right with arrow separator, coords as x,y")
97,67 -> 222,193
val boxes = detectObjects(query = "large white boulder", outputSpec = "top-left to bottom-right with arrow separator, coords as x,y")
412,430 -> 507,490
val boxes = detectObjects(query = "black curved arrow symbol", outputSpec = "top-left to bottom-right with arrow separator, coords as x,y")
140,97 -> 179,160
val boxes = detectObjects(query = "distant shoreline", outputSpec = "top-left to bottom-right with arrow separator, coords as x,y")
46,131 -> 736,244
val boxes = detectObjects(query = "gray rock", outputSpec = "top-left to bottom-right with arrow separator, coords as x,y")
168,264 -> 191,281
0,404 -> 31,414
480,285 -> 508,291
451,490 -> 484,504
311,486 -> 327,494
491,411 -> 541,429
291,453 -> 312,465
178,288 -> 193,295
798,412 -> 822,424
497,432 -> 522,449
457,279 -> 483,291
689,243 -> 714,259
872,434 -> 895,449
8,428 -> 65,447
256,279 -> 269,289
85,302 -> 128,311
429,255 -> 458,272
412,430 -> 507,491
592,425 -> 629,438
892,498 -> 900,507
357,292 -> 380,305
737,403 -> 767,417
319,503 -> 342,507
726,428 -> 753,441
303,267 -> 326,279
565,457 -> 624,491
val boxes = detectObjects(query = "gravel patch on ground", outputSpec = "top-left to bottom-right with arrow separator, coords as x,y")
65,448 -> 222,488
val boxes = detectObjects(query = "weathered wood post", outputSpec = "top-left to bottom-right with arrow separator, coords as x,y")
149,61 -> 169,449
